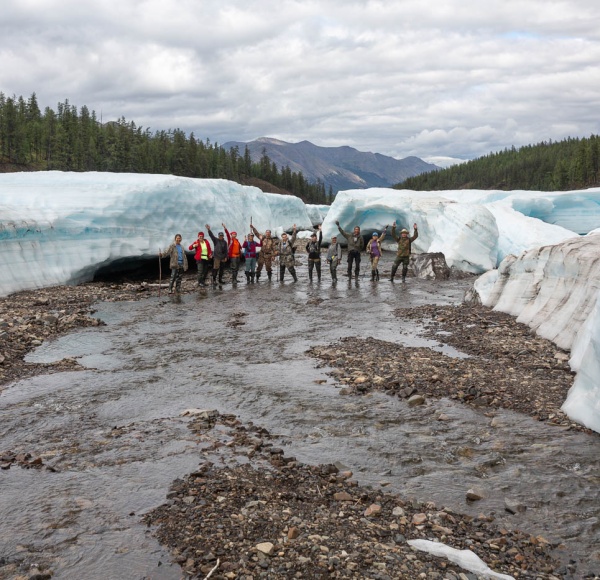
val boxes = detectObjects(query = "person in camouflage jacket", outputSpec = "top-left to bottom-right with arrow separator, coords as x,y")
390,222 -> 418,283
251,224 -> 276,281
275,225 -> 297,282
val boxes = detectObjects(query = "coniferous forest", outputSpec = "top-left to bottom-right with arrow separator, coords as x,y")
398,136 -> 600,191
0,92 -> 331,204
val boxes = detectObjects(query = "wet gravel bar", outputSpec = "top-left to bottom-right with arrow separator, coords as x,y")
1,277 -> 597,579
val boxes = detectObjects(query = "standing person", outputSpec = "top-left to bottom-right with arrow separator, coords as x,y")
366,226 -> 388,281
206,224 -> 229,284
189,231 -> 212,287
242,232 -> 261,283
326,234 -> 342,282
275,224 -> 298,282
335,221 -> 365,279
224,225 -> 242,284
305,225 -> 323,282
390,222 -> 418,283
250,224 -> 276,281
160,233 -> 188,294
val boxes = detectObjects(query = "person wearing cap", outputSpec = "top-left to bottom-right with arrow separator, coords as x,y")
242,232 -> 262,283
335,221 -> 365,279
325,234 -> 342,282
189,231 -> 212,287
224,225 -> 242,284
305,225 -> 323,282
366,226 -> 388,281
159,233 -> 188,294
390,221 -> 418,283
275,224 -> 298,282
250,224 -> 276,281
206,223 -> 229,285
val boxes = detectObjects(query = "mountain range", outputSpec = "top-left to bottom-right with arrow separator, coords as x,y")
222,137 -> 439,193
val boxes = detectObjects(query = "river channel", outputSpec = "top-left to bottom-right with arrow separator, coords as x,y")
1,270 -> 598,579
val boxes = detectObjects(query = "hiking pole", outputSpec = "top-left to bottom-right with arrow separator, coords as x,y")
158,248 -> 162,297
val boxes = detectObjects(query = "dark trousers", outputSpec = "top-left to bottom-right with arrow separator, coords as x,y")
347,250 -> 361,277
308,259 -> 321,280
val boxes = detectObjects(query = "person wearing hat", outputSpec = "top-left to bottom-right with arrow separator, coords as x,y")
335,221 -> 365,279
242,232 -> 262,283
305,225 -> 323,282
189,231 -> 212,287
206,223 -> 229,285
224,225 -> 242,284
325,234 -> 342,282
275,224 -> 298,282
390,221 -> 418,282
251,224 -> 276,281
366,226 -> 388,281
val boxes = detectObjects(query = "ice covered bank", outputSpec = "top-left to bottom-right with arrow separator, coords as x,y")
470,233 -> 600,434
322,189 -> 578,273
0,172 -> 313,296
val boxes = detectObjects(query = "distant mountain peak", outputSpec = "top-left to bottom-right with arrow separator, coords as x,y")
223,137 -> 439,193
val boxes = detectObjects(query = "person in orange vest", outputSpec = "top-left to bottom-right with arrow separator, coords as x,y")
224,225 -> 242,284
189,231 -> 212,287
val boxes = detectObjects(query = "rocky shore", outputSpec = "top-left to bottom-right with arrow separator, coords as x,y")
0,278 -> 595,579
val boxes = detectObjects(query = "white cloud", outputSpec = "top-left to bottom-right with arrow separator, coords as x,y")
1,0 -> 600,162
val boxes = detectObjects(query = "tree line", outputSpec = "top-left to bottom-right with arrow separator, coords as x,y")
0,92 -> 332,204
397,136 -> 600,191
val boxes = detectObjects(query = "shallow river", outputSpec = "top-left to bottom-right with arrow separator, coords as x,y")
1,269 -> 599,579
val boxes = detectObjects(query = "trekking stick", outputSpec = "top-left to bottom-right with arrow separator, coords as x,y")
158,248 -> 162,297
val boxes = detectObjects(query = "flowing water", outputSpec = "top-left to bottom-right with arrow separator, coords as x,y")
1,268 -> 599,579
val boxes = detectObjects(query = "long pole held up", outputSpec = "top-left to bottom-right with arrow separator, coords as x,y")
158,248 -> 162,297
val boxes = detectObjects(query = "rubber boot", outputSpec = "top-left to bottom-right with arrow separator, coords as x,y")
256,272 -> 261,282
402,265 -> 408,283
355,267 -> 360,279
211,270 -> 217,285
290,267 -> 298,282
280,265 -> 286,282
267,271 -> 272,281
250,273 -> 255,284
376,269 -> 380,281
316,262 -> 321,282
218,270 -> 224,284
245,272 -> 250,284
232,271 -> 238,285
390,265 -> 398,282
371,270 -> 375,281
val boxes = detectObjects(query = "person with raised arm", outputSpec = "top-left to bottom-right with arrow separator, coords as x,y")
206,224 -> 229,285
390,222 -> 418,283
242,232 -> 261,284
305,225 -> 323,282
335,221 -> 365,279
250,224 -> 276,282
366,226 -> 388,282
223,224 -> 242,284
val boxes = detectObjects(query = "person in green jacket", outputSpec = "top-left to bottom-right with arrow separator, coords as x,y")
390,222 -> 418,283
335,221 -> 365,279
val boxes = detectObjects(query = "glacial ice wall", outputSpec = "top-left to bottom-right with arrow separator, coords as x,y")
471,233 -> 600,433
323,189 -> 578,273
0,172 -> 313,296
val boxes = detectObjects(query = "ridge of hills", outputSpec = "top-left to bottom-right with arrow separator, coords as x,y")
223,137 -> 439,194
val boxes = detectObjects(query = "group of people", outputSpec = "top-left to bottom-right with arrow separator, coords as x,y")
160,221 -> 418,294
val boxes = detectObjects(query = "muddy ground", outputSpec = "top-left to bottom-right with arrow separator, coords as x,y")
0,274 -> 596,579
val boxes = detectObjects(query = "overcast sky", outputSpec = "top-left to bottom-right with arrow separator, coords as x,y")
2,0 -> 600,167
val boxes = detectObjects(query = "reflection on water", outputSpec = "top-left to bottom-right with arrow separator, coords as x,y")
2,269 -> 599,578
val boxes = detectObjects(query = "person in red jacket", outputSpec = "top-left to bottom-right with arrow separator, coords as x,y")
224,225 -> 242,284
189,231 -> 212,287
